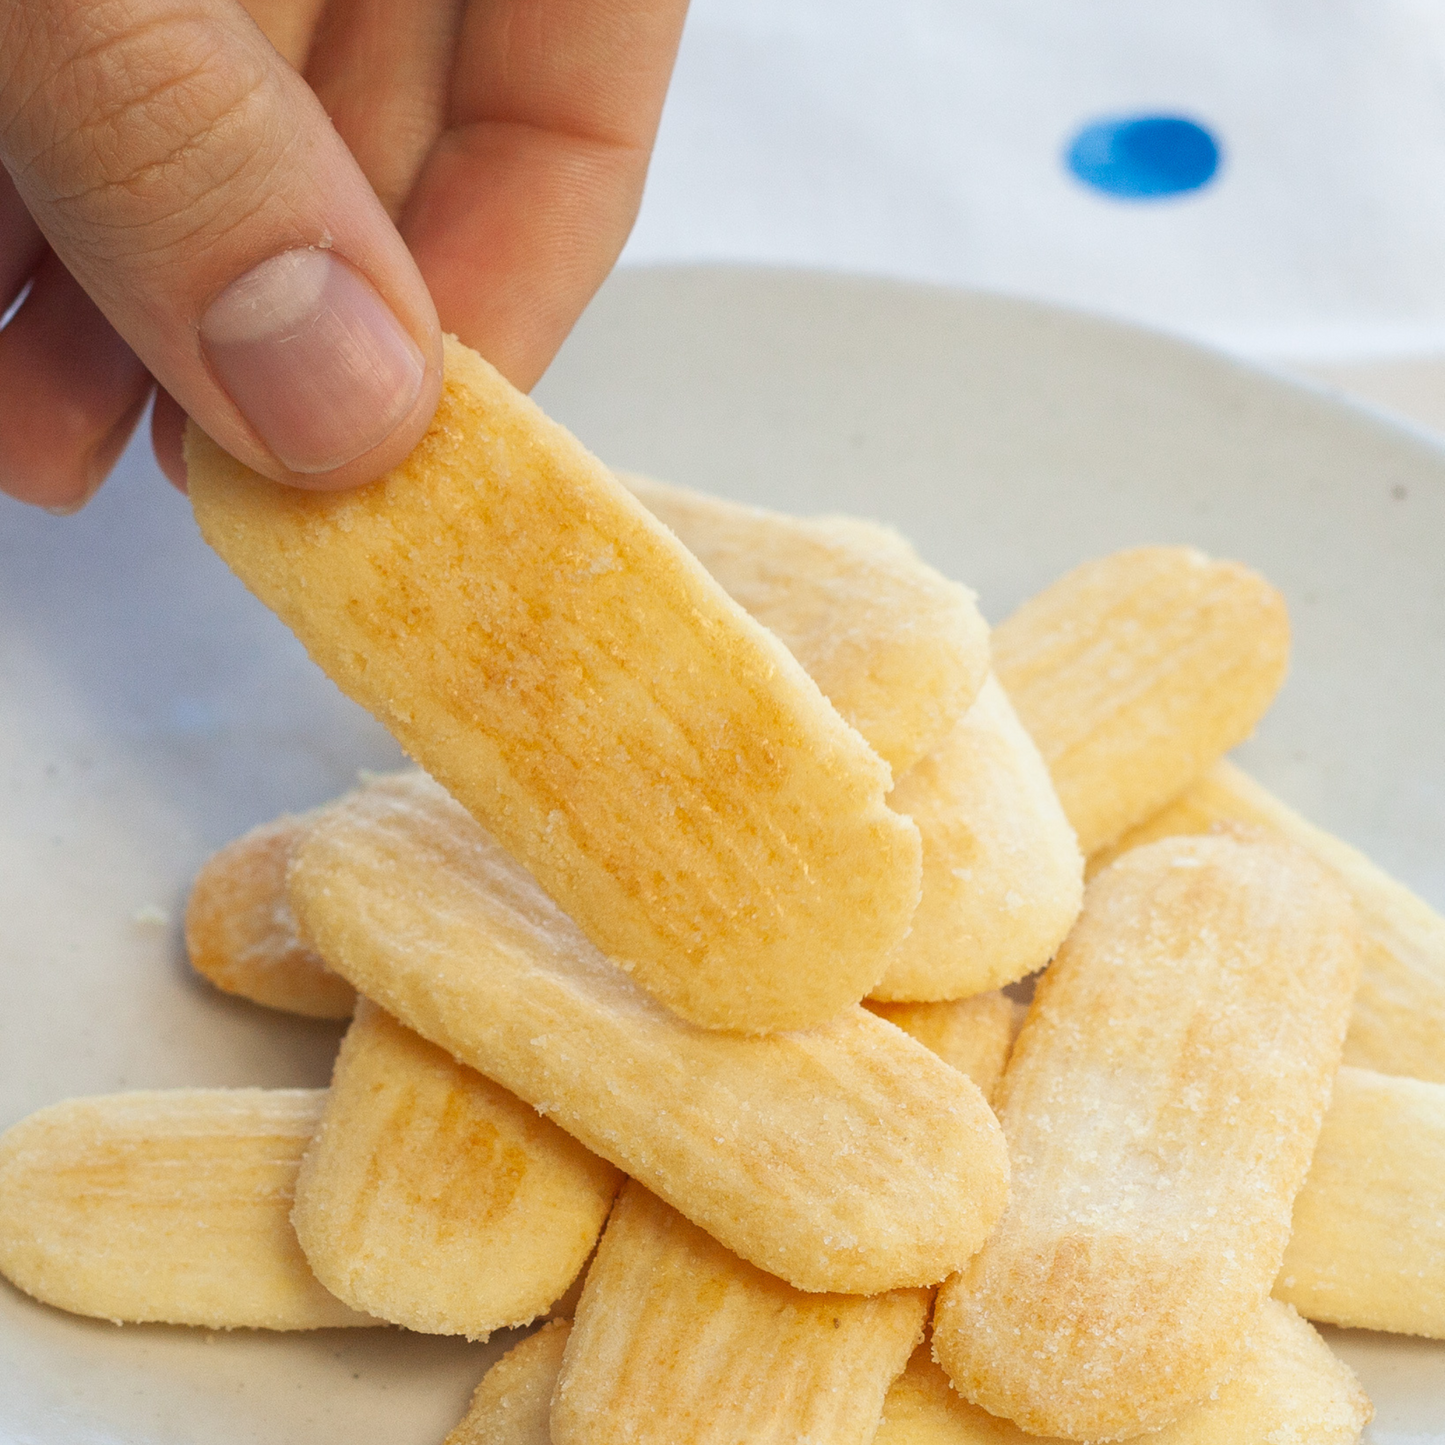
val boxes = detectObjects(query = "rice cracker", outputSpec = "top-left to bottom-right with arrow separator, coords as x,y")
287,770 -> 1008,1294
188,336 -> 921,1033
933,833 -> 1359,1439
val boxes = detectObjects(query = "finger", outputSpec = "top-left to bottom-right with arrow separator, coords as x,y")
151,385 -> 188,491
1,0 -> 441,490
304,0 -> 463,220
0,168 -> 46,315
401,0 -> 689,390
0,250 -> 153,510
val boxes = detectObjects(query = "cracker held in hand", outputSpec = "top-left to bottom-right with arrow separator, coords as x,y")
288,771 -> 1008,1294
933,833 -> 1359,1440
552,1181 -> 927,1445
1277,1066 -> 1445,1338
877,1301 -> 1369,1444
0,1090 -> 373,1330
185,811 -> 355,1019
992,546 -> 1289,857
188,336 -> 921,1033
292,999 -> 621,1338
1095,758 -> 1445,1084
623,473 -> 989,775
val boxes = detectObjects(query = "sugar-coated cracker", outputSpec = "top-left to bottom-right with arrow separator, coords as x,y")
292,998 -> 621,1338
552,1180 -> 927,1445
865,990 -> 1022,1103
288,770 -> 1009,1294
877,1302 -> 1368,1444
444,1318 -> 572,1445
0,1089 -> 373,1330
189,336 -> 921,1033
623,472 -> 988,776
1094,758 -> 1445,1084
871,675 -> 1082,1001
933,833 -> 1359,1440
993,546 -> 1289,858
1277,1065 -> 1445,1338
184,812 -> 355,1019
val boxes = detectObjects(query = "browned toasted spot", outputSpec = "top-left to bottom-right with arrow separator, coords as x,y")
292,1000 -> 620,1338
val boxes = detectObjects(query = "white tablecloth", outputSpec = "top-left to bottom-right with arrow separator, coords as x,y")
625,0 -> 1445,365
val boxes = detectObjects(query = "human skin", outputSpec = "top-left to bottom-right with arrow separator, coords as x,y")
0,0 -> 689,510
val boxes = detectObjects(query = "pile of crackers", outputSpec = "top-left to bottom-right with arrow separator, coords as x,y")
4,337 -> 1442,1443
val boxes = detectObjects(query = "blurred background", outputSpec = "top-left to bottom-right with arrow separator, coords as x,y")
623,0 -> 1445,427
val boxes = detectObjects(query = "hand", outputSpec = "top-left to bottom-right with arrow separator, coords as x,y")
0,0 -> 688,511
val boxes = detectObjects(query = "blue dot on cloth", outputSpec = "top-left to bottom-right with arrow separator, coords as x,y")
1065,115 -> 1221,199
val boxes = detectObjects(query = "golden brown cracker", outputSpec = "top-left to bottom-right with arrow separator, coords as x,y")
0,1089 -> 372,1330
292,999 -> 621,1338
189,336 -> 921,1033
552,1181 -> 927,1445
288,771 -> 1009,1295
872,676 -> 1082,1001
876,1302 -> 1368,1444
993,546 -> 1289,857
444,1318 -> 572,1445
933,833 -> 1359,1440
1095,758 -> 1445,1084
864,991 -> 1018,1102
623,472 -> 988,775
1277,1065 -> 1445,1337
185,811 -> 356,1019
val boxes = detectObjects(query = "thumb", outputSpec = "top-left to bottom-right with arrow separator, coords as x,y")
0,0 -> 441,489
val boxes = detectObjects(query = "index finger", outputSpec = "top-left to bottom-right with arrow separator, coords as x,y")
399,0 -> 690,389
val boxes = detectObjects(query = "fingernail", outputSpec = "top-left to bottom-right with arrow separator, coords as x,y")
200,249 -> 426,475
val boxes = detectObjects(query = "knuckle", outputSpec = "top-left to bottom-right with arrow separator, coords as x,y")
8,8 -> 281,257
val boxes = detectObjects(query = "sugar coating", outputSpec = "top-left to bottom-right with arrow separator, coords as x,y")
185,812 -> 356,1019
1095,758 -> 1445,1085
189,337 -> 921,1034
871,676 -> 1083,1001
445,1318 -> 571,1445
553,1181 -> 927,1445
1277,1065 -> 1445,1337
877,1301 -> 1368,1443
993,546 -> 1289,858
287,771 -> 1009,1295
933,833 -> 1360,1440
865,991 -> 1023,1103
0,1089 -> 373,1330
292,999 -> 621,1338
623,473 -> 988,777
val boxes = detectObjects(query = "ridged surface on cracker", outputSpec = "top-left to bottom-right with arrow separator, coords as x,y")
0,1089 -> 372,1329
553,1181 -> 926,1445
185,812 -> 355,1019
445,1318 -> 571,1445
1276,1066 -> 1445,1337
992,546 -> 1289,857
865,991 -> 1021,1103
189,338 -> 921,1035
1094,758 -> 1445,1083
871,676 -> 1083,1001
292,999 -> 621,1338
623,473 -> 988,776
877,1301 -> 1368,1444
933,834 -> 1360,1440
288,771 -> 1009,1294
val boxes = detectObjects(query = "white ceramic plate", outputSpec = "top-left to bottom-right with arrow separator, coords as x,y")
1,267 -> 1442,1442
